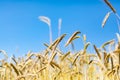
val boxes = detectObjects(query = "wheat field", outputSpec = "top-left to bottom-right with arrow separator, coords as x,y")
0,31 -> 120,80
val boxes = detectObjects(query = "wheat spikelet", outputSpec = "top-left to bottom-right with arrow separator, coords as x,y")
102,12 -> 111,28
61,51 -> 70,61
84,42 -> 90,50
94,45 -> 101,60
21,59 -> 33,71
83,34 -> 86,41
113,49 -> 120,53
11,57 -> 17,65
49,34 -> 66,62
72,51 -> 86,65
110,56 -> 114,70
44,38 -> 59,56
10,63 -> 20,76
65,31 -> 81,47
25,53 -> 34,62
105,54 -> 110,64
4,62 -> 12,71
50,61 -> 61,70
104,0 -> 116,13
72,36 -> 80,41
89,60 -> 94,64
101,39 -> 114,49
44,43 -> 63,56
37,66 -> 46,73
107,69 -> 115,77
38,16 -> 51,27
103,52 -> 107,61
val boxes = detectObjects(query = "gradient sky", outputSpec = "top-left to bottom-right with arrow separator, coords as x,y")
0,0 -> 120,57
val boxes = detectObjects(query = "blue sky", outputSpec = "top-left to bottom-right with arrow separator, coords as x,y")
0,0 -> 120,57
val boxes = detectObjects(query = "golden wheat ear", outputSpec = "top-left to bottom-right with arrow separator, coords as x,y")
65,31 -> 81,47
104,0 -> 116,13
10,63 -> 20,76
93,45 -> 101,60
102,12 -> 111,28
101,40 -> 114,48
49,34 -> 66,62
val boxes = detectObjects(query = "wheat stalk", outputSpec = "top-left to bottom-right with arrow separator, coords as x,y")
58,18 -> 62,37
38,16 -> 52,44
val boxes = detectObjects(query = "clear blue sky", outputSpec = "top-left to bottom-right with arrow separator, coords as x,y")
0,0 -> 120,57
